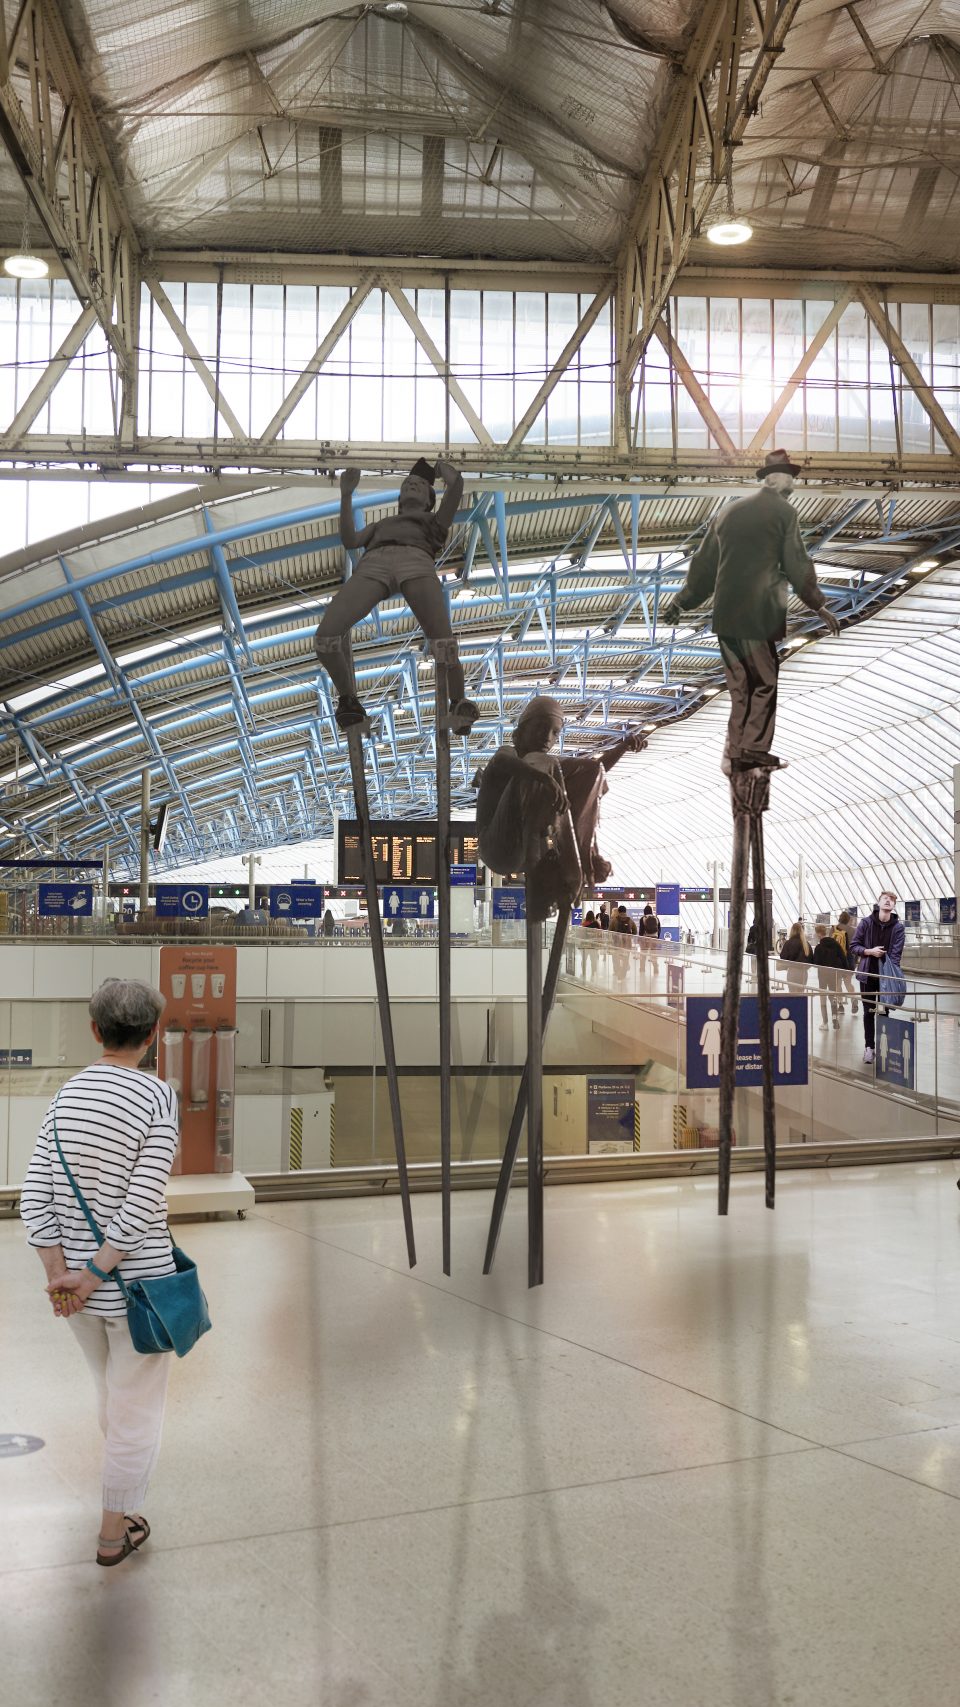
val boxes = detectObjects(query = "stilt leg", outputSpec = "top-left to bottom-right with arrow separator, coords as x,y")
345,723 -> 417,1268
526,905 -> 544,1289
718,804 -> 751,1216
483,908 -> 570,1275
434,641 -> 454,1275
750,811 -> 777,1208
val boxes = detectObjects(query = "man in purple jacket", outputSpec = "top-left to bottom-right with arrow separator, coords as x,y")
850,890 -> 905,1064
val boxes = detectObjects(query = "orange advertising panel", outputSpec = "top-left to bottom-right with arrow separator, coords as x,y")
159,944 -> 237,1175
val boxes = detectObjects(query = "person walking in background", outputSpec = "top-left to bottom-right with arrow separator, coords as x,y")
640,904 -> 660,944
851,890 -> 905,1064
598,902 -> 610,931
779,920 -> 812,992
835,911 -> 859,1013
20,979 -> 181,1567
580,908 -> 600,977
610,903 -> 637,983
813,923 -> 847,1030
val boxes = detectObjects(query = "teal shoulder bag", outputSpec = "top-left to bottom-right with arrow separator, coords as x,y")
52,1096 -> 211,1358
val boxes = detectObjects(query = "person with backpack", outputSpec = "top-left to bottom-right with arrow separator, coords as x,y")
812,923 -> 847,1030
850,890 -> 905,1064
778,921 -> 812,992
834,911 -> 858,1013
640,905 -> 660,940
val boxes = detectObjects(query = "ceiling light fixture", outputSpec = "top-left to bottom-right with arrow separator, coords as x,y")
909,558 -> 939,574
4,197 -> 48,279
704,163 -> 753,247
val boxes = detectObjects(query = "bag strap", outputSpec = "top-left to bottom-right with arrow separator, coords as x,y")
51,1093 -> 130,1301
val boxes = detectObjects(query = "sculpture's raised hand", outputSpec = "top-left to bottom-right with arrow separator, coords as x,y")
339,467 -> 362,493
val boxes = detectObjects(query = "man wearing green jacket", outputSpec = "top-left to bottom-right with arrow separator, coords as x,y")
659,449 -> 840,774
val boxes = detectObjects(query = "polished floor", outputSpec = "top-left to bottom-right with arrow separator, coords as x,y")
5,1162 -> 960,1706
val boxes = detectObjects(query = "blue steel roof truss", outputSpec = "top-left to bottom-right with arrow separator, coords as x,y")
1,484 -> 956,872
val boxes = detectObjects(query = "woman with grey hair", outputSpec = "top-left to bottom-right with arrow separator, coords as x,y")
21,978 -> 180,1566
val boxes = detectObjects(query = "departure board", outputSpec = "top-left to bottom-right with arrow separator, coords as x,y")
391,836 -> 413,880
337,819 -> 482,886
342,833 -> 363,883
414,833 -> 437,882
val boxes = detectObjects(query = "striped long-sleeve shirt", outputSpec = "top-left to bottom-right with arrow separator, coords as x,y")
20,1063 -> 179,1318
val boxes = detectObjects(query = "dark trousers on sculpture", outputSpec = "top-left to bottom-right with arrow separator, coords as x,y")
718,635 -> 779,773
316,559 -> 465,703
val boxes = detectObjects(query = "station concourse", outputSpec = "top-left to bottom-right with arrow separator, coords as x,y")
2,4 -> 960,1704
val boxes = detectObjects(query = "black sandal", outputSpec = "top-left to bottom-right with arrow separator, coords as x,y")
97,1514 -> 150,1567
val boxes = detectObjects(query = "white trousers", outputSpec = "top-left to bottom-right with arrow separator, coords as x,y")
69,1312 -> 171,1512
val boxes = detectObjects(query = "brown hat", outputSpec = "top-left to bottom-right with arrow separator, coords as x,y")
517,694 -> 564,727
756,447 -> 802,480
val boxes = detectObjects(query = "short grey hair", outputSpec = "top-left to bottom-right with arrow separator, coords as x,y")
89,979 -> 165,1050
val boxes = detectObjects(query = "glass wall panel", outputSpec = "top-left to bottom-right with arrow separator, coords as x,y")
837,300 -> 869,452
673,296 -> 708,449
900,302 -> 933,453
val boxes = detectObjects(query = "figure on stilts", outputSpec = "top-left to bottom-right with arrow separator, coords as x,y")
475,695 -> 645,1283
314,459 -> 481,1270
660,448 -> 841,1214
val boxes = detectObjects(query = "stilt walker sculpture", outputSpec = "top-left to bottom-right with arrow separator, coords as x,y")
315,461 -> 481,1269
475,697 -> 645,1283
660,449 -> 840,1215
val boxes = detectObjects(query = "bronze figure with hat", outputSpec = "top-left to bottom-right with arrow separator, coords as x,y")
659,447 -> 839,774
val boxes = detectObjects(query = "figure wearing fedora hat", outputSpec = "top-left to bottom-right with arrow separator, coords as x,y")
660,448 -> 840,772
315,458 -> 480,734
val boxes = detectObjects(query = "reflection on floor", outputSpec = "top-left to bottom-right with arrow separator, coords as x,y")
6,1161 -> 960,1705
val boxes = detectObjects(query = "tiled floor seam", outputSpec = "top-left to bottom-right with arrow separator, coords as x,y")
820,1442 -> 960,1505
0,1442 -> 827,1579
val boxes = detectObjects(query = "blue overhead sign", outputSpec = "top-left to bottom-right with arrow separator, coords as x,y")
876,1015 -> 915,1090
686,995 -> 808,1089
656,884 -> 681,916
382,885 -> 435,920
269,885 -> 323,919
38,883 -> 93,917
156,884 -> 209,919
493,887 -> 525,921
449,864 -> 477,886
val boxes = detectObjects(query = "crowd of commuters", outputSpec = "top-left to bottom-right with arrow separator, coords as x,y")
774,890 -> 904,1063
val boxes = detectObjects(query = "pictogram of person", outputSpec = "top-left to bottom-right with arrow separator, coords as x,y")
700,1008 -> 722,1076
773,1007 -> 796,1075
902,1030 -> 911,1083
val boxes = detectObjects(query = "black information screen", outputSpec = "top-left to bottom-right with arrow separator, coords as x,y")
338,819 -> 482,886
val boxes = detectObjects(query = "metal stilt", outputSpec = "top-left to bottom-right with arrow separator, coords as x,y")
344,722 -> 417,1268
526,907 -> 545,1288
750,812 -> 777,1208
719,766 -> 774,1217
482,908 -> 570,1275
434,641 -> 454,1275
718,803 -> 751,1216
